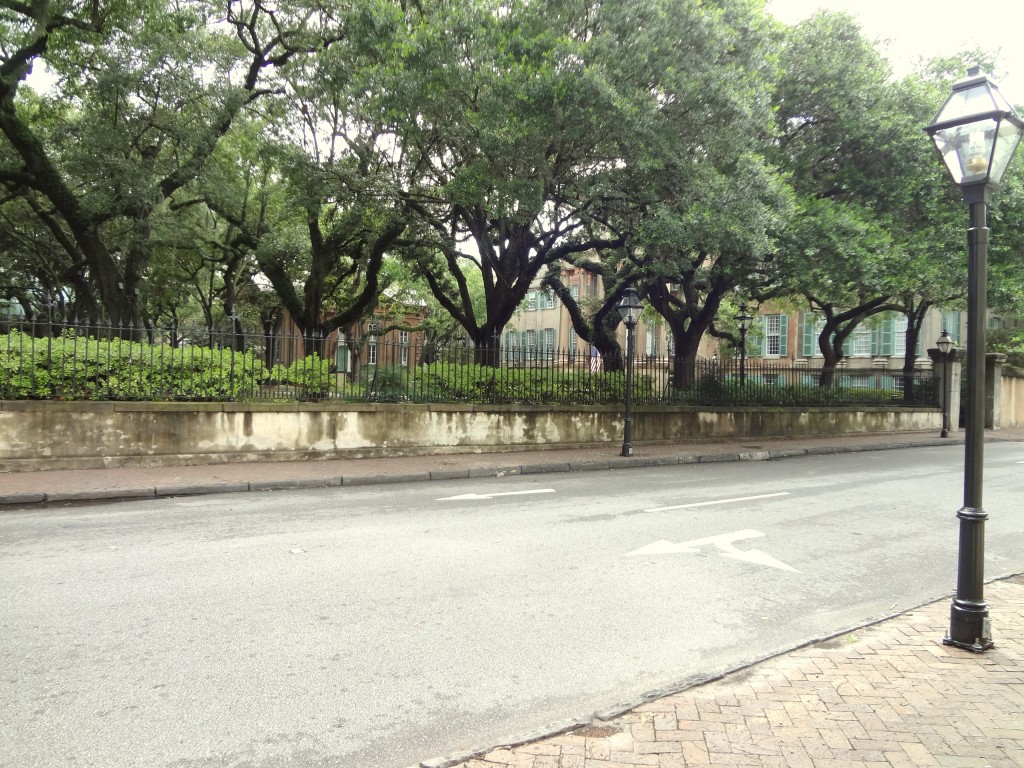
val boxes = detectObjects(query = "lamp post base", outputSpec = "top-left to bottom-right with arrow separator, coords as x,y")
943,600 -> 994,652
621,443 -> 633,457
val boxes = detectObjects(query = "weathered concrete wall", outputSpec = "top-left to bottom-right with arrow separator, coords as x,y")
1001,369 -> 1024,428
0,401 -> 942,471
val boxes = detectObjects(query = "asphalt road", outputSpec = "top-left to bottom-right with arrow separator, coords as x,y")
2,443 -> 1023,768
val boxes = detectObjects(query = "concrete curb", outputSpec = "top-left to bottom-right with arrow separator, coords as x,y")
0,434 -> 986,508
155,482 -> 250,497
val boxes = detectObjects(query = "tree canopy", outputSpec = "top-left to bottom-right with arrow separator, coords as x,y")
1,0 -> 1021,367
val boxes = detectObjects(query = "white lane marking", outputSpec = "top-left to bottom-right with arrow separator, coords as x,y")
628,528 -> 799,572
437,489 -> 556,501
644,491 -> 789,513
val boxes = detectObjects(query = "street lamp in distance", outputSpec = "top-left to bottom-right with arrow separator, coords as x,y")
734,307 -> 753,386
925,66 -> 1024,652
617,287 -> 642,457
936,330 -> 953,438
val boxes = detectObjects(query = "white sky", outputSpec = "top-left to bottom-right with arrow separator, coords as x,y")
767,0 -> 1024,102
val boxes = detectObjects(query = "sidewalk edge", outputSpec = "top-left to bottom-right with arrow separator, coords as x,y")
416,571 -> 1024,768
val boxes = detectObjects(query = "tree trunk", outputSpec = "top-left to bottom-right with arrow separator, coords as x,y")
901,303 -> 929,403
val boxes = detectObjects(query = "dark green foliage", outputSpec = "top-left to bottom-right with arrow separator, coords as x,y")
989,328 -> 1024,369
270,354 -> 333,398
360,365 -> 410,403
407,363 -> 652,406
0,330 -> 267,401
0,330 -> 938,407
666,374 -> 936,407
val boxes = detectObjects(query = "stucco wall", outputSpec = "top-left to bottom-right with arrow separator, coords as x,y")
0,401 -> 941,471
1001,370 -> 1024,428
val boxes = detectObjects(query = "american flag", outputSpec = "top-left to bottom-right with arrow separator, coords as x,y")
590,345 -> 601,373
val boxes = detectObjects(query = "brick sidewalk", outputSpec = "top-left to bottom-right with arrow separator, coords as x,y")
450,575 -> 1024,768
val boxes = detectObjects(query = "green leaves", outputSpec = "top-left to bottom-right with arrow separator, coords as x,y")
0,329 -> 268,400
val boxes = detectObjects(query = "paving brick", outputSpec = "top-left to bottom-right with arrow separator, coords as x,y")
449,576 -> 1024,768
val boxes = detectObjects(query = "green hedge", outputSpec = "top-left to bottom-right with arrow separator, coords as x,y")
665,376 -> 934,407
0,330 -> 267,400
356,362 -> 657,405
0,329 -> 937,407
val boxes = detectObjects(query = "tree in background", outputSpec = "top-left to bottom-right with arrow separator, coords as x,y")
0,0 -> 346,329
490,0 -> 780,372
767,11 -> 910,383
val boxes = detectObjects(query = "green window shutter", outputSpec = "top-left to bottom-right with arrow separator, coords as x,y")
756,317 -> 766,356
778,314 -> 788,357
841,330 -> 854,357
802,313 -> 816,357
870,325 -> 880,356
881,315 -> 895,356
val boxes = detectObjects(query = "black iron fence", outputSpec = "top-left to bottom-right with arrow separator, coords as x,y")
0,319 -> 938,407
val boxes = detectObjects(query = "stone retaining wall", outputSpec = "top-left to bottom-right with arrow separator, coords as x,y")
1002,369 -> 1024,428
0,401 -> 941,471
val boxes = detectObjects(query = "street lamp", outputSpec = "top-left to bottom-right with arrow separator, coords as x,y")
617,287 -> 642,457
925,66 -> 1024,652
734,307 -> 753,386
937,330 -> 953,438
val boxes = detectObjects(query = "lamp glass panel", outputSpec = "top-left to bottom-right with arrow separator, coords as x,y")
990,85 -> 1018,114
989,119 -> 1024,184
931,118 -> 997,184
935,82 -> 998,123
618,290 -> 641,325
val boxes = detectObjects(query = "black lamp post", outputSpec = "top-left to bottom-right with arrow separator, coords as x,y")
617,287 -> 642,457
734,307 -> 753,386
937,330 -> 953,438
925,67 -> 1024,652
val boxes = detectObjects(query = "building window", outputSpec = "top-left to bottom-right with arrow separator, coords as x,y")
645,329 -> 656,356
336,333 -> 350,373
761,314 -> 787,357
367,336 -> 377,365
526,329 -> 537,361
893,314 -> 908,357
570,285 -> 579,301
852,324 -> 872,356
527,291 -> 537,311
942,310 -> 962,344
568,327 -> 578,353
543,328 -> 555,360
399,330 -> 410,367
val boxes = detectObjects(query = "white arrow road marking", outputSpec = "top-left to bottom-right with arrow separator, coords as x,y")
627,528 -> 800,572
437,489 -> 557,501
644,491 -> 789,513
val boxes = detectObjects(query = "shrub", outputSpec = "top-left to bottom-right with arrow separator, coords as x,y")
270,353 -> 333,398
401,362 -> 656,405
0,330 -> 268,401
